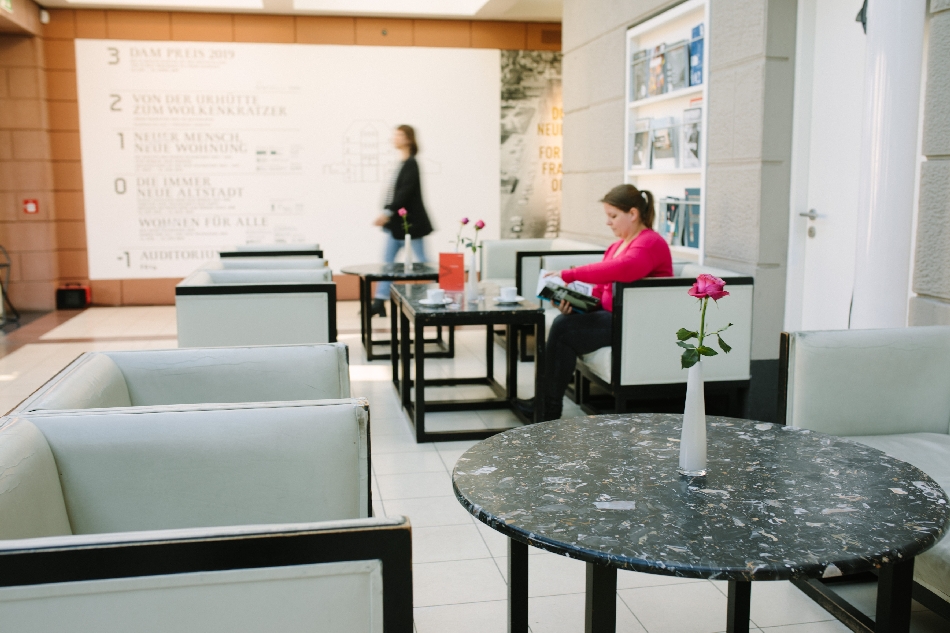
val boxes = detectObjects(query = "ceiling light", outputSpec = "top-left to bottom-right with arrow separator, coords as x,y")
292,0 -> 489,17
66,0 -> 263,8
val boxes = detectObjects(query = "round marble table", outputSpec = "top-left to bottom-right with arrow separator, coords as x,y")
452,414 -> 949,633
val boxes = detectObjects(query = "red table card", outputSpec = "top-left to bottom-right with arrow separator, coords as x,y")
439,253 -> 464,291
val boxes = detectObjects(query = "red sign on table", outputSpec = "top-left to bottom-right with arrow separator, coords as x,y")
439,253 -> 464,291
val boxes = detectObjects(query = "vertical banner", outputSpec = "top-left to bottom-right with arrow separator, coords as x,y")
499,51 -> 563,239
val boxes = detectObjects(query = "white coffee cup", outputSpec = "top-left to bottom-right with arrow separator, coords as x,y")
500,286 -> 518,301
426,288 -> 445,303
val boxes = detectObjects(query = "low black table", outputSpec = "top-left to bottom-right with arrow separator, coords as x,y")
340,263 -> 452,361
453,414 -> 949,633
390,283 -> 546,443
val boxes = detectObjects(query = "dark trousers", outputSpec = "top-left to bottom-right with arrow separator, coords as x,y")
544,310 -> 613,415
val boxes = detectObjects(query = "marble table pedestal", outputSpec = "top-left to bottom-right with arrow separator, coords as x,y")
453,414 -> 949,633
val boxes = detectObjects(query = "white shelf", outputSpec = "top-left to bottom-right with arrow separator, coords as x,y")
628,84 -> 703,109
628,167 -> 703,176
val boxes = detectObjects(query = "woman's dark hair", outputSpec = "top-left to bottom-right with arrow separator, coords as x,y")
397,125 -> 418,156
600,184 -> 655,228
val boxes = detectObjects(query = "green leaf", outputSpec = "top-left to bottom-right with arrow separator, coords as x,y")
676,341 -> 696,350
697,346 -> 719,357
717,335 -> 732,354
676,328 -> 698,341
681,348 -> 700,369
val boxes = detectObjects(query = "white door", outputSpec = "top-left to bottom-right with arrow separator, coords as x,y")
785,0 -> 867,331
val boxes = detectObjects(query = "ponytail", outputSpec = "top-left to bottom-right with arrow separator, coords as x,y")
600,184 -> 655,227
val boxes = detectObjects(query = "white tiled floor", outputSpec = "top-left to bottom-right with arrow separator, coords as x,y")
1,304 -> 947,632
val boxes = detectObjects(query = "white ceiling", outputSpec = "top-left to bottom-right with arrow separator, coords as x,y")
40,0 -> 562,21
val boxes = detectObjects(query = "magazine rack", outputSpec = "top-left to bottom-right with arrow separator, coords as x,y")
625,0 -> 708,259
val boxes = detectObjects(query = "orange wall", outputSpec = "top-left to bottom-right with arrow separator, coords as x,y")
0,10 -> 560,308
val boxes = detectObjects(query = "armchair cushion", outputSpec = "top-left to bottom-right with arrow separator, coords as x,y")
0,419 -> 72,540
26,353 -> 131,411
786,327 -> 950,435
25,400 -> 369,534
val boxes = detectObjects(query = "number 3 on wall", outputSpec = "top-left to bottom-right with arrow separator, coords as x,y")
107,47 -> 120,65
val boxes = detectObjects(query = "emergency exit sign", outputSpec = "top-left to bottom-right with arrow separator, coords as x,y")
23,199 -> 38,214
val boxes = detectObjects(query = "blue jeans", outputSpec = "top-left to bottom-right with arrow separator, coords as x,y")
375,232 -> 428,299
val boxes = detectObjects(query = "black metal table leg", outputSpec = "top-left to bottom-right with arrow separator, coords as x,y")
533,317 -> 545,423
508,539 -> 528,633
359,276 -> 369,354
584,563 -> 617,633
876,560 -> 914,633
414,314 -> 426,443
390,293 -> 399,385
506,323 -> 518,400
400,308 -> 412,409
727,580 -> 751,633
486,323 -> 494,382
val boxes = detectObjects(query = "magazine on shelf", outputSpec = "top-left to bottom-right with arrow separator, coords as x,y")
536,270 -> 601,313
681,107 -> 702,168
651,117 -> 677,169
648,45 -> 666,96
665,40 -> 690,92
690,24 -> 705,86
684,187 -> 701,249
662,197 -> 683,246
631,118 -> 651,168
631,49 -> 650,101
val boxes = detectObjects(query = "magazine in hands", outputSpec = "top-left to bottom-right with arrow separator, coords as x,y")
536,270 -> 601,313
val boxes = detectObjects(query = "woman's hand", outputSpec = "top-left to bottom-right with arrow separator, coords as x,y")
373,214 -> 388,227
543,270 -> 563,278
557,299 -> 573,315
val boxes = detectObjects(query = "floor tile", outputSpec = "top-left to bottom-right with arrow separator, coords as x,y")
616,568 -> 706,590
412,524 -> 493,563
414,600 -> 508,633
526,551 -> 587,597
371,432 -> 437,454
619,581 -> 730,633
383,495 -> 474,528
529,593 -> 647,633
413,559 -> 508,607
745,580 -> 842,628
375,471 -> 454,500
373,451 -> 447,475
758,622 -> 849,632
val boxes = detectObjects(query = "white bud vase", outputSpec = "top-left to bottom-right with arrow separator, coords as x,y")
466,250 -> 479,303
403,234 -> 413,269
678,360 -> 707,476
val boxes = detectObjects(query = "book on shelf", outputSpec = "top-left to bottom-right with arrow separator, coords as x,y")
681,107 -> 702,169
664,40 -> 690,92
662,197 -> 683,246
631,49 -> 650,101
631,118 -> 651,168
536,270 -> 601,313
651,117 -> 677,169
648,45 -> 666,96
684,187 -> 701,249
690,24 -> 704,87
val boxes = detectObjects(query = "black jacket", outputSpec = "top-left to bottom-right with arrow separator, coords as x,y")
384,156 -> 433,239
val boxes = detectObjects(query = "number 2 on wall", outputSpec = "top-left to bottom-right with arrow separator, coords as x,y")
110,94 -> 122,112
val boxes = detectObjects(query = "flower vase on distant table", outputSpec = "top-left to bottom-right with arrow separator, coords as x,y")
675,274 -> 733,477
398,208 -> 412,269
458,218 -> 485,304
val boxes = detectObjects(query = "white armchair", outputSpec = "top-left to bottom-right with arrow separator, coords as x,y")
176,269 -> 337,347
780,326 -> 950,611
0,400 -> 401,630
574,264 -> 753,414
10,344 -> 350,415
479,237 -> 606,294
209,255 -> 328,270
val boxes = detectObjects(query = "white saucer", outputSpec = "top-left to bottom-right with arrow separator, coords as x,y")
493,296 -> 524,304
419,298 -> 453,306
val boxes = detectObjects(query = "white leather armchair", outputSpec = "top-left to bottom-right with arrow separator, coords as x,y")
780,326 -> 950,609
574,264 -> 753,414
10,344 -> 350,415
479,237 -> 606,293
209,255 -> 328,270
0,400 -> 404,631
176,269 -> 337,347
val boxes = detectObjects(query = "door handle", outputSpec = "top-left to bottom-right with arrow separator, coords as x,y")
799,209 -> 819,220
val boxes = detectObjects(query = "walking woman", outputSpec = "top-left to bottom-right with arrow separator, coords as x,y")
370,125 -> 434,317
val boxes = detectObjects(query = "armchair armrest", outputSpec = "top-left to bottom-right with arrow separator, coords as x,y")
0,517 -> 412,633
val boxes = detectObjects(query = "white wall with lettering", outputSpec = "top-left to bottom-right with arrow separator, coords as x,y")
75,40 -> 501,279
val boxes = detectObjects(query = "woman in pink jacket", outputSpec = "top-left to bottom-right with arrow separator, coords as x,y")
517,184 -> 673,421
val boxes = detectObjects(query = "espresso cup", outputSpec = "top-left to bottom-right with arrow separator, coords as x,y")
426,288 -> 445,303
500,286 -> 518,301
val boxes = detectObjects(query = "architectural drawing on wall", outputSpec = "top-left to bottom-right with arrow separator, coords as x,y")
323,119 -> 443,184
500,50 -> 562,239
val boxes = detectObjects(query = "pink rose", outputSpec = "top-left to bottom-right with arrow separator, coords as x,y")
460,217 -> 470,225
474,220 -> 485,230
397,208 -> 408,217
688,274 -> 729,301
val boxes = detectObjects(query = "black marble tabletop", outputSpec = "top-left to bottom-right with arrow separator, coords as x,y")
339,263 -> 439,279
453,414 -> 949,581
392,283 -> 543,316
